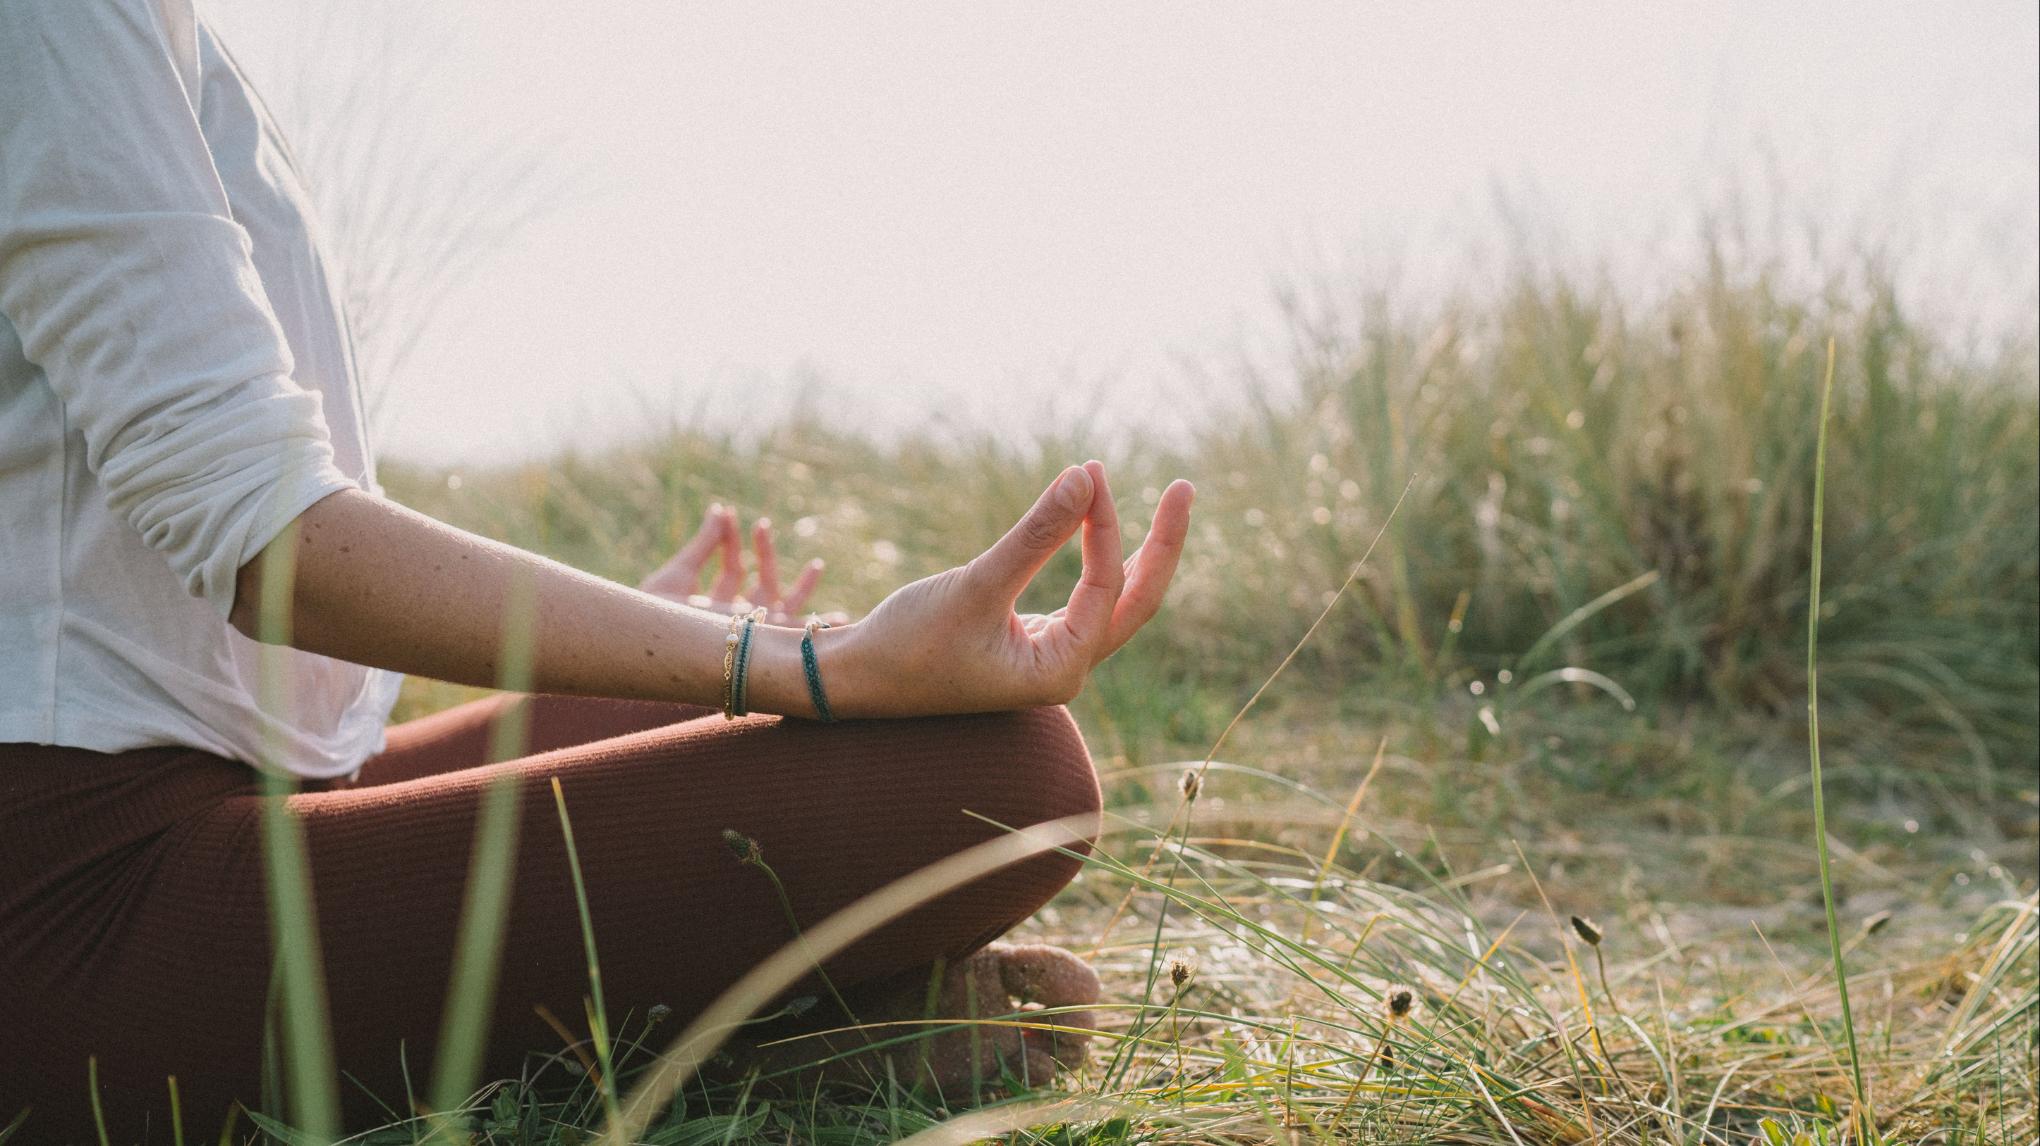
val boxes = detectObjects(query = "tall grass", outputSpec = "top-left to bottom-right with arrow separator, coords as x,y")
388,243 -> 2039,800
216,240 -> 2035,1144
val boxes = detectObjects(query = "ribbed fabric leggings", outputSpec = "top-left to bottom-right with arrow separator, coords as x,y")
0,696 -> 1100,1144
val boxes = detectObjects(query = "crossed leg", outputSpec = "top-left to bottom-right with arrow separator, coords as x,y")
3,696 -> 1100,1141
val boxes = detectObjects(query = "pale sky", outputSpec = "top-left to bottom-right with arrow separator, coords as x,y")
205,2 -> 2040,465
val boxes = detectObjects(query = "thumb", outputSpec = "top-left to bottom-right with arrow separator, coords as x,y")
969,466 -> 1094,599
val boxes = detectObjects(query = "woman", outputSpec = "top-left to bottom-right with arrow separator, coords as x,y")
0,2 -> 1195,1140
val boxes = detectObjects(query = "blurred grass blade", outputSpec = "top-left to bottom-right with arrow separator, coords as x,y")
1510,666 -> 1637,711
1514,568 -> 1660,675
254,516 -> 340,1144
889,1096 -> 1125,1146
426,568 -> 537,1125
423,774 -> 522,1127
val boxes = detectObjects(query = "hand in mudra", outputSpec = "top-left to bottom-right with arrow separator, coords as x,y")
641,505 -> 843,626
828,460 -> 1195,717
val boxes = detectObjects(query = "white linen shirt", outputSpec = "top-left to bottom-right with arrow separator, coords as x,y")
0,0 -> 402,778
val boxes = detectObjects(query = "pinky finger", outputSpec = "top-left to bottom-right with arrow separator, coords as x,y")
1104,478 -> 1194,653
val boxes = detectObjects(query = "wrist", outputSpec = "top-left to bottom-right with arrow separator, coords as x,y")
740,624 -> 812,719
726,618 -> 882,720
807,619 -> 879,718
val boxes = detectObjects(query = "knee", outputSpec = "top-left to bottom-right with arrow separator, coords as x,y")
968,704 -> 1101,856
828,707 -> 1102,968
954,701 -> 1101,889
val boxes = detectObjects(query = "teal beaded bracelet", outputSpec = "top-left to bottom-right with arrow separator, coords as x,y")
730,608 -> 765,717
801,619 -> 835,723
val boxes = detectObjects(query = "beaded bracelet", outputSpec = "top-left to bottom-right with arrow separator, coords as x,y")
801,619 -> 835,723
729,608 -> 767,718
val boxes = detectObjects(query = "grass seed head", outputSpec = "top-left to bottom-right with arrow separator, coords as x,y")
1570,914 -> 1605,947
1168,954 -> 1196,991
1386,986 -> 1415,1020
1179,768 -> 1202,802
721,828 -> 762,865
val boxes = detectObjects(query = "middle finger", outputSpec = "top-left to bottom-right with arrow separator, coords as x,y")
751,519 -> 783,605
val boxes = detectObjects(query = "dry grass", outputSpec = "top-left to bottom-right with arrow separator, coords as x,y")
368,733 -> 2037,1145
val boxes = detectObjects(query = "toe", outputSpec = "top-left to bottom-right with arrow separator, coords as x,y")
996,943 -> 1103,1007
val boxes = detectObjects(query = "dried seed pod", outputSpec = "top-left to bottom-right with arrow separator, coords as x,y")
1168,955 -> 1195,990
1385,987 -> 1415,1019
1570,914 -> 1604,947
1179,769 -> 1202,801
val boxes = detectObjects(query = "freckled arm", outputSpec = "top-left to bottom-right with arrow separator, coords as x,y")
229,488 -> 823,717
232,464 -> 1193,719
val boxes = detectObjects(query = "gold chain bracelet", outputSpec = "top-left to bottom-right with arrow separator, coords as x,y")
719,611 -> 746,719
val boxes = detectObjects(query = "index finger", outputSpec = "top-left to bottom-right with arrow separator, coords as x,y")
642,502 -> 725,595
967,465 -> 1094,600
709,507 -> 745,600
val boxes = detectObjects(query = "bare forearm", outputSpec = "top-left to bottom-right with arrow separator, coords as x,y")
229,488 -> 823,715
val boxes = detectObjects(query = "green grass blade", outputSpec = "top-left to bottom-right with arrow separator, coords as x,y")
552,776 -> 621,1125
1807,338 -> 1875,1142
167,1076 -> 184,1146
88,1057 -> 108,1146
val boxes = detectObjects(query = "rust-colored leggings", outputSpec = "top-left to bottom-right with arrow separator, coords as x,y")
0,696 -> 1099,1143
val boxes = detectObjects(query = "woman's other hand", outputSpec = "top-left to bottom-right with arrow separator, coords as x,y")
823,461 -> 1194,717
641,506 -> 839,625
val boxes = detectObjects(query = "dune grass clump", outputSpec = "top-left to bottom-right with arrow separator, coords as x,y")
275,240 -> 2040,1146
389,241 -> 2038,799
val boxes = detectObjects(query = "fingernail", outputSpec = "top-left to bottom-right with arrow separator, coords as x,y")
755,517 -> 772,531
1059,466 -> 1092,508
810,558 -> 825,570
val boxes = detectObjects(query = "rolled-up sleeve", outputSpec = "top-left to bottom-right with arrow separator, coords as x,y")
0,0 -> 355,616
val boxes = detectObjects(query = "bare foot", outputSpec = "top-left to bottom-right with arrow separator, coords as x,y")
725,943 -> 1102,1097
